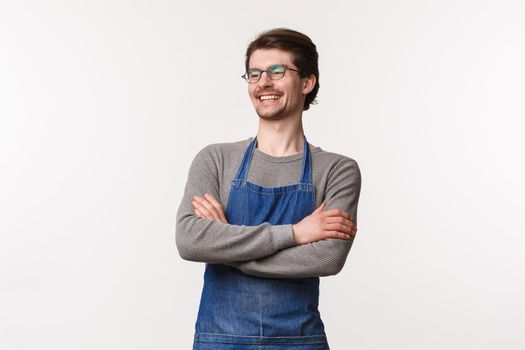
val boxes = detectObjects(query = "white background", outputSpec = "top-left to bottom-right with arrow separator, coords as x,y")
1,0 -> 524,349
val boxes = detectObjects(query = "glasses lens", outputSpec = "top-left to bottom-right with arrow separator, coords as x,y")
247,69 -> 261,83
269,65 -> 285,79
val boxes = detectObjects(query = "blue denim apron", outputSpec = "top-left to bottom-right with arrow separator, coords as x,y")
193,136 -> 329,350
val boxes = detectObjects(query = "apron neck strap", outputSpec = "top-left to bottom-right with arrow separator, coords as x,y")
235,137 -> 258,181
235,135 -> 313,184
299,135 -> 312,184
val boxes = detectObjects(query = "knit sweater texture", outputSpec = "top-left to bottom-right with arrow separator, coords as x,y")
176,137 -> 361,278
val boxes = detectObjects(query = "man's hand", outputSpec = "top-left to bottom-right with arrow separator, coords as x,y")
192,193 -> 228,224
292,203 -> 357,244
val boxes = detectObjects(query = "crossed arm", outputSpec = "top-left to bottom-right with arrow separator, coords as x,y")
193,195 -> 356,244
192,194 -> 358,278
176,146 -> 361,278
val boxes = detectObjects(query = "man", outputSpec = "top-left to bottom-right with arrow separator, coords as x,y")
176,28 -> 361,350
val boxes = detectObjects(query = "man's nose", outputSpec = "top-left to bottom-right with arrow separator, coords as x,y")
257,71 -> 273,86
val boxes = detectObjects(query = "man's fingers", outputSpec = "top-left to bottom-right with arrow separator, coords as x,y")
325,216 -> 356,231
324,223 -> 356,237
193,196 -> 220,220
323,230 -> 352,240
193,203 -> 212,219
323,215 -> 357,237
194,203 -> 226,223
191,196 -> 218,220
192,199 -> 214,219
204,193 -> 228,223
193,194 -> 228,224
204,193 -> 220,207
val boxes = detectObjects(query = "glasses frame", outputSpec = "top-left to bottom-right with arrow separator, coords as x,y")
241,65 -> 300,84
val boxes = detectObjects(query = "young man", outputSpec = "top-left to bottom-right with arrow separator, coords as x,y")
176,28 -> 361,350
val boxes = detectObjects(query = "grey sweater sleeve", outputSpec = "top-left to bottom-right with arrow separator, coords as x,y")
224,159 -> 361,278
175,146 -> 298,263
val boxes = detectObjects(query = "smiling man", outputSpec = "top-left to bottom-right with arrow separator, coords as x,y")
176,28 -> 362,350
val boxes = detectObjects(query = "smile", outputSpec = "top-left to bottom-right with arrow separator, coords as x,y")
259,95 -> 281,101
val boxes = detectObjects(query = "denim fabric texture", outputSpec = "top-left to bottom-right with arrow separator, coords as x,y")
193,136 -> 329,349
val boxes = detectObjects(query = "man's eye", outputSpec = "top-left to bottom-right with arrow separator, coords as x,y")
269,66 -> 285,75
248,70 -> 261,78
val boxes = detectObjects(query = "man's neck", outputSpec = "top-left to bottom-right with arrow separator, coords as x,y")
256,116 -> 305,157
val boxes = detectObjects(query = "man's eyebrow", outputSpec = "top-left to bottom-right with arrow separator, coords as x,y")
248,64 -> 285,70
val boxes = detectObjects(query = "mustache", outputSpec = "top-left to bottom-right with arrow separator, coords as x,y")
256,89 -> 282,96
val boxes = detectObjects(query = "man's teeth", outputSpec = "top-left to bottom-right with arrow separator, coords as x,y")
260,95 -> 280,101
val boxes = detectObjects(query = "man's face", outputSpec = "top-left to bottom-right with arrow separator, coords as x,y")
247,48 -> 314,120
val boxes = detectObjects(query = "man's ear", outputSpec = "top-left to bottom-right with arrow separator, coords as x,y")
302,74 -> 316,95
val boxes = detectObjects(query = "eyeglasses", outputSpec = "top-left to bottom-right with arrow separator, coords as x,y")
241,65 -> 300,84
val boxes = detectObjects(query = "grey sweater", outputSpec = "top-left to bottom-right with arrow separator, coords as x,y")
176,137 -> 361,278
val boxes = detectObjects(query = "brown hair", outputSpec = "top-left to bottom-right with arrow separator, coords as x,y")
245,28 -> 320,111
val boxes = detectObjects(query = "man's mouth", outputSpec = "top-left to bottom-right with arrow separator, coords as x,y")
259,94 -> 281,101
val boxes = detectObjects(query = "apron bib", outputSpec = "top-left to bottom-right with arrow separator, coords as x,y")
193,136 -> 329,350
